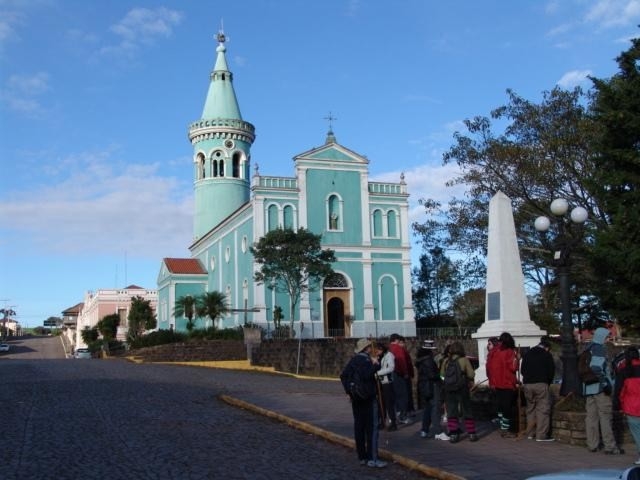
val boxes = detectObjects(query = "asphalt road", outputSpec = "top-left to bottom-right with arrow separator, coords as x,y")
0,336 -> 428,480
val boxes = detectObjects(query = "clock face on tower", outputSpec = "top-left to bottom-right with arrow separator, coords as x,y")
225,139 -> 234,149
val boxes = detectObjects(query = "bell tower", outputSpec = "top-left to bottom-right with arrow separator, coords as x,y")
188,30 -> 255,240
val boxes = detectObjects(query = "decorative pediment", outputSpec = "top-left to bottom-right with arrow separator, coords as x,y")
294,142 -> 369,165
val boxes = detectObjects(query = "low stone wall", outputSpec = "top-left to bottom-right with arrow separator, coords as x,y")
128,340 -> 247,362
552,409 -> 631,448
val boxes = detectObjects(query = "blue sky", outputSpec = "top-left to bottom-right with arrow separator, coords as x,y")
1,0 -> 638,327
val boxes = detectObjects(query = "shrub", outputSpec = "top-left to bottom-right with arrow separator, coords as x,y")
129,329 -> 186,349
188,326 -> 244,340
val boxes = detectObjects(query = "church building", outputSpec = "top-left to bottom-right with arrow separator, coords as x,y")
157,32 -> 415,339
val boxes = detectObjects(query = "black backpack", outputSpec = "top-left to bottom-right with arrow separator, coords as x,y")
341,358 -> 375,401
443,357 -> 467,392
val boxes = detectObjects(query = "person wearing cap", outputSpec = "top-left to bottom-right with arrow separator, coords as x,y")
340,338 -> 387,468
415,340 -> 449,440
582,327 -> 623,455
520,336 -> 556,441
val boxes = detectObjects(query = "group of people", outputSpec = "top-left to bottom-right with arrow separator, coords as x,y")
339,334 -> 480,467
341,329 -> 640,467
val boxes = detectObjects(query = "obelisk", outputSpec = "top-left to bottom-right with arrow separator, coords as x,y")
472,191 -> 546,384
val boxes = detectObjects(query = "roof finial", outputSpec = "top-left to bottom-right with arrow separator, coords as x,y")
323,111 -> 338,144
216,19 -> 226,44
324,111 -> 337,133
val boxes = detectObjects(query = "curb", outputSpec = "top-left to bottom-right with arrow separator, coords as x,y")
218,394 -> 466,480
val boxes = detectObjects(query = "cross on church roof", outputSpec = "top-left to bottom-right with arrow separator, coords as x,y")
324,111 -> 337,132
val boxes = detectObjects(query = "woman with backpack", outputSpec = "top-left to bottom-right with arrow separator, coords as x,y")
487,332 -> 519,438
614,346 -> 640,465
440,341 -> 478,443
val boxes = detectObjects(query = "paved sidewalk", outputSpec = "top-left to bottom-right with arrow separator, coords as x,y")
207,362 -> 638,480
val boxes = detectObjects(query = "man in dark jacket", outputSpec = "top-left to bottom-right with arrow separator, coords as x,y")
340,338 -> 386,468
520,336 -> 555,441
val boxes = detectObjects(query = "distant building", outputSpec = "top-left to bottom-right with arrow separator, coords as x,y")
75,285 -> 157,347
157,32 -> 415,338
60,302 -> 83,349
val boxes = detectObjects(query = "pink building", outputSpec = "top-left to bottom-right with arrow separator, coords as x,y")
75,285 -> 157,347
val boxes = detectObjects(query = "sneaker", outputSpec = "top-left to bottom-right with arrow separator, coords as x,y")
469,433 -> 479,442
419,430 -> 428,438
536,438 -> 555,442
387,424 -> 397,432
359,459 -> 367,466
449,433 -> 460,444
367,460 -> 388,468
604,447 -> 624,455
398,417 -> 411,425
527,436 -> 535,440
435,432 -> 450,441
634,458 -> 640,465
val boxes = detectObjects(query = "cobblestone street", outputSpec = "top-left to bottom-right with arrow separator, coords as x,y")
0,337 -> 427,480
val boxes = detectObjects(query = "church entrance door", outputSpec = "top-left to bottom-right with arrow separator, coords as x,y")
324,290 -> 350,337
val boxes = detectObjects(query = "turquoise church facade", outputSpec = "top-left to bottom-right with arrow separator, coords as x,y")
157,32 -> 415,338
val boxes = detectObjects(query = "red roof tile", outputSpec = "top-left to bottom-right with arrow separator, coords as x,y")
163,258 -> 207,275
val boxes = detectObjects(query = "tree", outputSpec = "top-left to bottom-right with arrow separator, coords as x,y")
251,227 -> 336,331
588,34 -> 640,329
412,247 -> 461,323
196,291 -> 230,330
413,86 -> 605,332
96,313 -> 120,341
451,288 -> 486,332
127,296 -> 157,342
81,325 -> 99,345
174,295 -> 199,331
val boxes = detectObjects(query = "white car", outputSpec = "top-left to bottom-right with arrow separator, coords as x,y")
74,348 -> 91,359
526,466 -> 640,480
0,343 -> 9,352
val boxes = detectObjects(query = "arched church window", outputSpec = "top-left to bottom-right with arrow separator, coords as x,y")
324,272 -> 348,288
328,194 -> 341,231
232,152 -> 241,178
267,204 -> 279,231
200,156 -> 206,179
283,205 -> 294,230
196,153 -> 205,180
387,210 -> 397,237
212,151 -> 223,177
372,209 -> 383,237
219,159 -> 225,177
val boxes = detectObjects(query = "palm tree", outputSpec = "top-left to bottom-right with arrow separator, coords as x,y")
196,291 -> 230,329
173,295 -> 198,331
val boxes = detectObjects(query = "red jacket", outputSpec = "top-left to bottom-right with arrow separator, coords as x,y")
389,343 -> 413,378
617,358 -> 640,417
487,346 -> 518,389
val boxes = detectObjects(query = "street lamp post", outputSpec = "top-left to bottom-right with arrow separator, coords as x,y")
534,198 -> 588,397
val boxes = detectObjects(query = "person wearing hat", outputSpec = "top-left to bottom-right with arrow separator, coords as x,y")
340,338 -> 387,468
520,336 -> 556,441
415,340 -> 449,440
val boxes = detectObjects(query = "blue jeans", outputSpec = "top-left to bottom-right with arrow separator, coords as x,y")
626,414 -> 640,454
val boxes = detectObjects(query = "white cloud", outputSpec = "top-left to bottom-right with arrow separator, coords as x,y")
1,71 -> 50,115
371,162 -> 465,226
557,69 -> 592,88
101,7 -> 183,58
0,149 -> 193,259
584,0 -> 640,28
0,9 -> 22,42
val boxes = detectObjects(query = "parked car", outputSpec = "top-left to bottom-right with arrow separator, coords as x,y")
0,343 -> 10,352
526,466 -> 640,480
74,348 -> 91,359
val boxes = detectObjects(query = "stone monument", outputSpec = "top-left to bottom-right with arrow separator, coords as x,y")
472,191 -> 546,384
